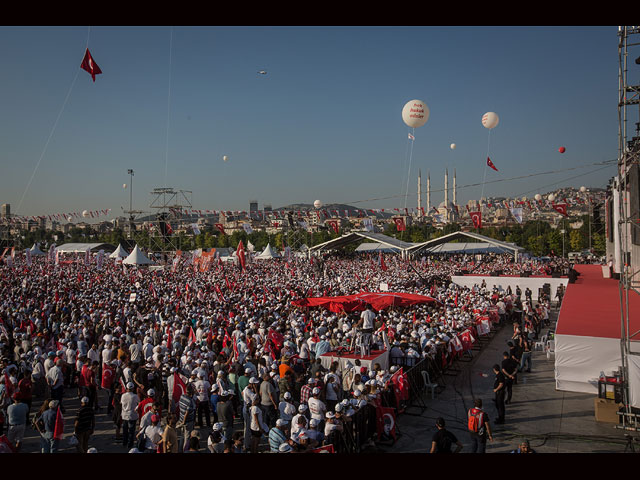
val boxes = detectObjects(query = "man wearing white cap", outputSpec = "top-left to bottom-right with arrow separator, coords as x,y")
242,377 -> 260,451
269,418 -> 289,452
308,387 -> 326,431
195,373 -> 212,428
121,382 -> 140,450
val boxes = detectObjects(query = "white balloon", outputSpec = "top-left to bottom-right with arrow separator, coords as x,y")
534,194 -> 542,201
82,210 -> 90,218
223,155 -> 229,162
123,184 -> 127,189
450,143 -> 456,150
313,199 -> 323,209
402,100 -> 429,129
548,194 -> 556,202
481,112 -> 499,130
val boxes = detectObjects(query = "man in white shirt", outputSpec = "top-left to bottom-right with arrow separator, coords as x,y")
357,304 -> 376,356
120,382 -> 140,450
195,373 -> 212,428
307,387 -> 326,431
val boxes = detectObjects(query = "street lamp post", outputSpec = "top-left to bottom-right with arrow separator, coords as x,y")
560,228 -> 566,258
127,169 -> 134,239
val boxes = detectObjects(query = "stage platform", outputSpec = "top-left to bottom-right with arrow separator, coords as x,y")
555,264 -> 640,406
320,349 -> 389,374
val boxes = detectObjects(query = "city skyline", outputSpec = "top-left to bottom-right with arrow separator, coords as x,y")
0,26 -> 622,218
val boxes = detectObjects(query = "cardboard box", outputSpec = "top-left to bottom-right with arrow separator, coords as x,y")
594,397 -> 622,423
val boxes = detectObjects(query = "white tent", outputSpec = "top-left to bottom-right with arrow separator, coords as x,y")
30,243 -> 46,256
122,245 -> 156,265
109,244 -> 129,259
255,243 -> 281,259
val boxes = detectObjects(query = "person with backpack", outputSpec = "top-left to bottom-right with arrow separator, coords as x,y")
430,417 -> 462,453
467,398 -> 493,453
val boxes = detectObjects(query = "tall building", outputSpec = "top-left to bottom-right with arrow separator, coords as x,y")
249,200 -> 258,214
1,204 -> 9,218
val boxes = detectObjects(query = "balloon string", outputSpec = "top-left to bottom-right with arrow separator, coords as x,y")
16,67 -> 81,215
403,128 -> 415,210
400,129 -> 411,202
480,129 -> 492,207
164,26 -> 173,189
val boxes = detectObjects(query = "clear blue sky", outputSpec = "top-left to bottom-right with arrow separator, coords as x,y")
0,26 -> 623,218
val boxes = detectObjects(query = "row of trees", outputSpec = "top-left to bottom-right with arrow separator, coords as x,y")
12,214 -> 605,257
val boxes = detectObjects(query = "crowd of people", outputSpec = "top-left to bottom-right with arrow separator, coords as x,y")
0,248 -> 561,453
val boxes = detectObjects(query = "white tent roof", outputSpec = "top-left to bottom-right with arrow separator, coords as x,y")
30,243 -> 46,255
122,245 -> 156,265
255,243 -> 281,259
109,244 -> 129,259
55,243 -> 116,254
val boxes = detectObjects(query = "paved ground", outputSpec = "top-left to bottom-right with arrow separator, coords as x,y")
380,308 -> 635,454
14,307 -> 635,453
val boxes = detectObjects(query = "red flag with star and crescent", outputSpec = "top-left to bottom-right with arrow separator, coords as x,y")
486,157 -> 498,171
470,211 -> 482,229
80,48 -> 102,82
552,203 -> 568,217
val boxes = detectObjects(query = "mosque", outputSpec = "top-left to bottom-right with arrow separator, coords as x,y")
417,169 -> 460,223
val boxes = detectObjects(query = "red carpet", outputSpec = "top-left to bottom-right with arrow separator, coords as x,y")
556,264 -> 640,339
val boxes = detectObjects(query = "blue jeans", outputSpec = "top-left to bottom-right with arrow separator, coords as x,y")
469,432 -> 487,453
122,419 -> 137,449
41,434 -> 59,453
520,351 -> 532,372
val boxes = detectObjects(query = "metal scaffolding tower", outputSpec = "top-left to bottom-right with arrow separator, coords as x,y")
149,187 -> 193,261
616,26 -> 640,428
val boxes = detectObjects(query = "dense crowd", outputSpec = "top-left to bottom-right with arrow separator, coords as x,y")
0,249 -> 559,453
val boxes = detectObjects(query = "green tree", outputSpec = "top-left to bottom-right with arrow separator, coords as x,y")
569,230 -> 584,251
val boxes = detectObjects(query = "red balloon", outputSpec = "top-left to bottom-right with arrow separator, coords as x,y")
559,147 -> 566,153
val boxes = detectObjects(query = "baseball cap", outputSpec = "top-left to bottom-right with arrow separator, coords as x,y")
276,419 -> 288,427
279,443 -> 293,453
312,387 -> 320,395
81,396 -> 90,404
126,382 -> 135,390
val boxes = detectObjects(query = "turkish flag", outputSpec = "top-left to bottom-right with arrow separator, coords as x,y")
53,407 -> 64,440
188,326 -> 197,345
237,241 -> 246,272
327,220 -> 339,234
268,328 -> 284,351
394,217 -> 406,232
470,211 -> 482,229
552,203 -> 568,216
101,363 -> 115,390
311,444 -> 335,453
172,372 -> 188,407
80,48 -> 102,82
376,406 -> 397,441
379,252 -> 387,271
214,223 -> 226,235
486,157 -> 498,171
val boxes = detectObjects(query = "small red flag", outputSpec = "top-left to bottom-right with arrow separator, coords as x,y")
53,407 -> 64,440
80,48 -> 102,82
486,157 -> 499,171
393,217 -> 406,232
470,211 -> 482,229
188,327 -> 197,345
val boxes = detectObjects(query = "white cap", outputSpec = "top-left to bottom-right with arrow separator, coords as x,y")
147,388 -> 156,396
312,387 -> 320,395
276,419 -> 288,427
279,443 -> 293,453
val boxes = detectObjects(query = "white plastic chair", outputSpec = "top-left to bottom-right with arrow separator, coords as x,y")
534,334 -> 548,351
546,339 -> 555,359
421,371 -> 438,399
